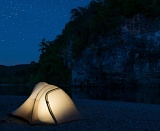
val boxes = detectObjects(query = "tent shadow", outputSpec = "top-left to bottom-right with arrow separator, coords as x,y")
8,114 -> 30,125
8,113 -> 84,126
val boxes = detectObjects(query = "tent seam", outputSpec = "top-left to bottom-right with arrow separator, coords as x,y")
45,88 -> 59,124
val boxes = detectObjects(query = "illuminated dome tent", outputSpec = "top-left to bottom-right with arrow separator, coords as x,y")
12,82 -> 82,124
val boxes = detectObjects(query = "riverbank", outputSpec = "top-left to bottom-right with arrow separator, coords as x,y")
0,95 -> 160,130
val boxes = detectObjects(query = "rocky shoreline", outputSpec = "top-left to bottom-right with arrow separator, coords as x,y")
0,95 -> 160,130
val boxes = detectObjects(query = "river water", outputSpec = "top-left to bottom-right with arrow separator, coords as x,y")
0,84 -> 34,96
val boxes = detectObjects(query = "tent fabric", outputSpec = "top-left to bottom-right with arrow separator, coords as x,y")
12,82 -> 82,124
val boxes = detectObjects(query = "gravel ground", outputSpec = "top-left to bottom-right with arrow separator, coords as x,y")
0,95 -> 160,130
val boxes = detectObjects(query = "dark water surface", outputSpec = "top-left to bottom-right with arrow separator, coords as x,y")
0,84 -> 34,96
72,84 -> 160,104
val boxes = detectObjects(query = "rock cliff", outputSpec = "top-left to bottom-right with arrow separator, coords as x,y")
71,15 -> 160,86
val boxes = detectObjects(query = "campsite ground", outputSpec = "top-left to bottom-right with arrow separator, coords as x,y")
0,95 -> 160,130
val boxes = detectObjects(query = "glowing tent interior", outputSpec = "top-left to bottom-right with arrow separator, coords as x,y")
12,82 -> 82,124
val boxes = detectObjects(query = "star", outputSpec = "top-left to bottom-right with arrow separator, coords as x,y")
0,0 -> 91,65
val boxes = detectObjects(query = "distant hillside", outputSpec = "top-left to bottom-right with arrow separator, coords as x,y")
0,64 -> 32,84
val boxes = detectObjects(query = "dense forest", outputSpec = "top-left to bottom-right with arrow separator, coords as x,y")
29,0 -> 160,86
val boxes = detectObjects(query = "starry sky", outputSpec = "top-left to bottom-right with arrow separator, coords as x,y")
0,0 -> 91,66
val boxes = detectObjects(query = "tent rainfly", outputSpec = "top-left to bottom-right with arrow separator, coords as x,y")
12,82 -> 82,124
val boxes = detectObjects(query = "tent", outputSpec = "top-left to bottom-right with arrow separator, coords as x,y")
12,82 -> 82,124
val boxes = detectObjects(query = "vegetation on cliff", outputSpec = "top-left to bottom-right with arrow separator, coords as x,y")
29,0 -> 160,85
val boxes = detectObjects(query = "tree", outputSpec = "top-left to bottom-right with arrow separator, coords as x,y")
39,38 -> 50,53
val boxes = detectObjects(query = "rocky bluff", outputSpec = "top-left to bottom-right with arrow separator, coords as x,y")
71,15 -> 160,86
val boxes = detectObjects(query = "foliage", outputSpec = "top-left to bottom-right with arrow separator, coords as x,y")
30,36 -> 71,85
0,64 -> 34,84
108,0 -> 160,17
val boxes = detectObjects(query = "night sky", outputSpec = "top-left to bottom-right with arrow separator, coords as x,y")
0,0 -> 91,66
